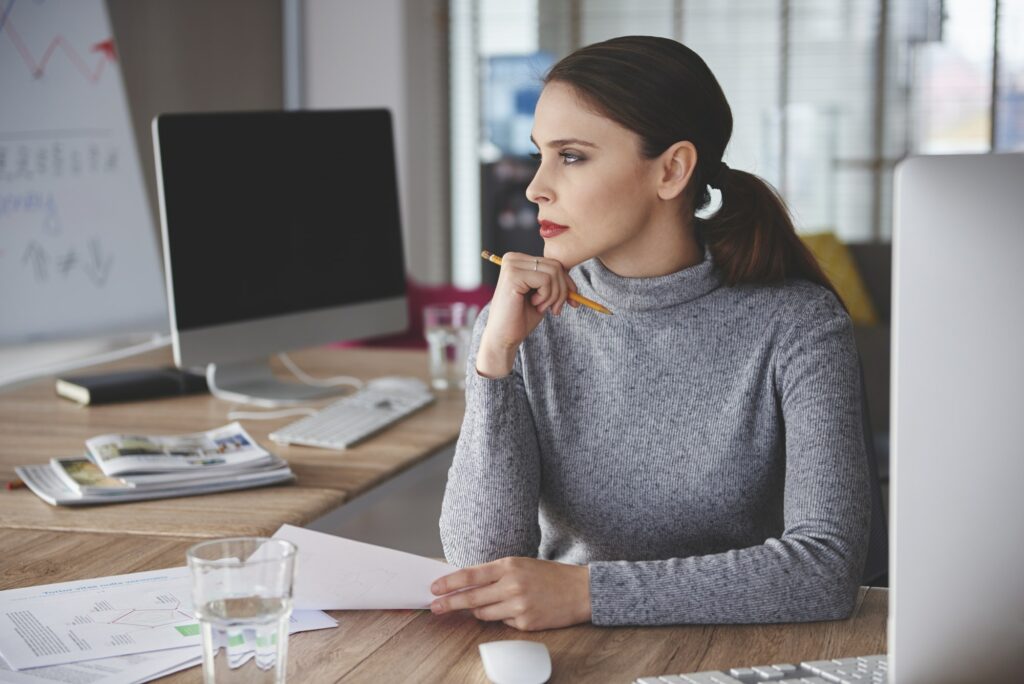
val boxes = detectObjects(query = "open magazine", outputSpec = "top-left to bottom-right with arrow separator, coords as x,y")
85,422 -> 273,476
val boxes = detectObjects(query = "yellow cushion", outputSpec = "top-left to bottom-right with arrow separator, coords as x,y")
800,232 -> 879,326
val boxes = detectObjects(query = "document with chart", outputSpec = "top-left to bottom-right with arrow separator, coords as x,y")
0,566 -> 336,670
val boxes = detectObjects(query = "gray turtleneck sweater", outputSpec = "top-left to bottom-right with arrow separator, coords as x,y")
439,249 -> 870,626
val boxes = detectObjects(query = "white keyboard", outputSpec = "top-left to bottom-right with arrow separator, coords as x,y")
636,655 -> 887,684
269,385 -> 435,450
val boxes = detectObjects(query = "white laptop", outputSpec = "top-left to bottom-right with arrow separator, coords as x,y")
889,152 -> 1024,683
636,153 -> 1024,684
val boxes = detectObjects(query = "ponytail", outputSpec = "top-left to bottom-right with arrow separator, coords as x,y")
698,168 -> 843,306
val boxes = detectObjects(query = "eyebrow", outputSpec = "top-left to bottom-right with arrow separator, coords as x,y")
529,136 -> 599,149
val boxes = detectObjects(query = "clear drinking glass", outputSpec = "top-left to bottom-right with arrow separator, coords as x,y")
187,538 -> 297,684
423,302 -> 478,391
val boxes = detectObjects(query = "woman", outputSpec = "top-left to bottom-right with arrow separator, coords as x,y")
431,35 -> 870,631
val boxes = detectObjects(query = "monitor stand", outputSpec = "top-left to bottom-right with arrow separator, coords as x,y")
206,359 -> 344,407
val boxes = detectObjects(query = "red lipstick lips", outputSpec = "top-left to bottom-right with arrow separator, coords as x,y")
539,220 -> 569,239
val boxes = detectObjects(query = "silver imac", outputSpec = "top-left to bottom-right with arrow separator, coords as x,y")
152,109 -> 408,406
890,152 -> 1024,682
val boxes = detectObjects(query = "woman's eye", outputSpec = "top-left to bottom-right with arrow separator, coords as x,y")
530,150 -> 585,165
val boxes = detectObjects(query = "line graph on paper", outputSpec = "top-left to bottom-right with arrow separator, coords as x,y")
0,582 -> 201,670
68,590 -> 198,647
0,0 -> 166,346
1,0 -> 117,84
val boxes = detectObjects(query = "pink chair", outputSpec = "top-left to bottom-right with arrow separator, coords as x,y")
333,280 -> 495,350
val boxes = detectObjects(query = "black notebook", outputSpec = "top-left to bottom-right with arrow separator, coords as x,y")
55,367 -> 208,405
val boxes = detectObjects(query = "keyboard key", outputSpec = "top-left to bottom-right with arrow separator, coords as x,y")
729,668 -> 756,677
752,665 -> 785,678
679,673 -> 743,684
802,660 -> 842,673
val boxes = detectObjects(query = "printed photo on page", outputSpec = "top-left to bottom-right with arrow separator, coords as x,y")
84,423 -> 272,476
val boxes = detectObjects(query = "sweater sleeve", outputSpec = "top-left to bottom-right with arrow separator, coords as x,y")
439,305 -> 544,566
587,292 -> 872,625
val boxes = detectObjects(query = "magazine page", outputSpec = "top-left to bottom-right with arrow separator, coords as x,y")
85,423 -> 271,476
120,456 -> 290,486
49,457 -> 133,493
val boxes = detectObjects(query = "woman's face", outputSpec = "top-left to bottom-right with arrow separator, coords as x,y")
526,81 -> 665,270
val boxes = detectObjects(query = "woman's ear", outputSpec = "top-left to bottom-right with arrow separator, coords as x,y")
656,141 -> 697,201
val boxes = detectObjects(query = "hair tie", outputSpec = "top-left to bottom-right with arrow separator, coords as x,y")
708,161 -> 730,188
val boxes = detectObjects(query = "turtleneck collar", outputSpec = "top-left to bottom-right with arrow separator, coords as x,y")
573,246 -> 722,312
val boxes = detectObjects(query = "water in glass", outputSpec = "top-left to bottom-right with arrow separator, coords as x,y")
196,596 -> 291,684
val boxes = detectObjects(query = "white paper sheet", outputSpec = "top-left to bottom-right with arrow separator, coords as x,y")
272,525 -> 454,610
0,647 -> 198,684
0,566 -> 336,672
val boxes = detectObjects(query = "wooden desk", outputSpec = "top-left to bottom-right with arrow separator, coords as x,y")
2,529 -> 888,683
0,346 -> 464,537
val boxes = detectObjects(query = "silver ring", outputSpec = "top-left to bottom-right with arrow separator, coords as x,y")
534,259 -> 539,271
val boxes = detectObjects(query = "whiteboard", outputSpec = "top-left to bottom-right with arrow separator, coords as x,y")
0,0 -> 166,345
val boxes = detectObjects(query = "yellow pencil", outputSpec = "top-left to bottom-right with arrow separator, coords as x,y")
481,251 -> 613,315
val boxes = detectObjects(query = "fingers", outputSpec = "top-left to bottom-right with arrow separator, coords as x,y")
430,559 -> 526,623
429,558 -> 591,632
431,582 -> 506,613
473,599 -> 525,622
431,562 -> 501,595
500,253 -> 575,316
566,276 -> 580,308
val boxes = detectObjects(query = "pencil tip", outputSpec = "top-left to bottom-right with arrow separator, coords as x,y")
480,250 -> 491,259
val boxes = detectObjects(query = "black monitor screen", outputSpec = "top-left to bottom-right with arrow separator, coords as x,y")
156,109 -> 406,332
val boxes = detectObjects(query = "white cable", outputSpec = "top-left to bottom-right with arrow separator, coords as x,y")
278,352 -> 364,389
204,367 -> 291,409
227,407 -> 318,421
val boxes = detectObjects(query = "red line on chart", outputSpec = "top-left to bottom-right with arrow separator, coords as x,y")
2,1 -> 116,83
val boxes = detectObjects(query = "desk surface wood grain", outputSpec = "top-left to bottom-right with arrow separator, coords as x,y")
0,346 -> 464,537
0,529 -> 887,683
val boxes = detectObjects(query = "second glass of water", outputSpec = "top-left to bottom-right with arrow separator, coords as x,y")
187,537 -> 297,684
424,303 -> 478,391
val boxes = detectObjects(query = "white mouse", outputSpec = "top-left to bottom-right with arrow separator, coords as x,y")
365,375 -> 430,395
478,640 -> 552,684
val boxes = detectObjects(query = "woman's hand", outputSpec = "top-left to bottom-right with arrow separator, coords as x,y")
429,557 -> 591,631
476,253 -> 579,378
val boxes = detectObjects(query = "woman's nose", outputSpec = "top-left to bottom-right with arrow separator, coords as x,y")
525,164 -> 552,205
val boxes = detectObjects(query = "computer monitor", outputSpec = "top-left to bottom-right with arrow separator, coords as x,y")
890,153 -> 1024,682
152,109 -> 408,405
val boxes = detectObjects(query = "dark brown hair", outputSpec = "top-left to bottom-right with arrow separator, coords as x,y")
545,35 -> 838,299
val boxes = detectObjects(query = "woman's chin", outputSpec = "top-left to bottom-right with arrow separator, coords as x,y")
543,242 -> 585,270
